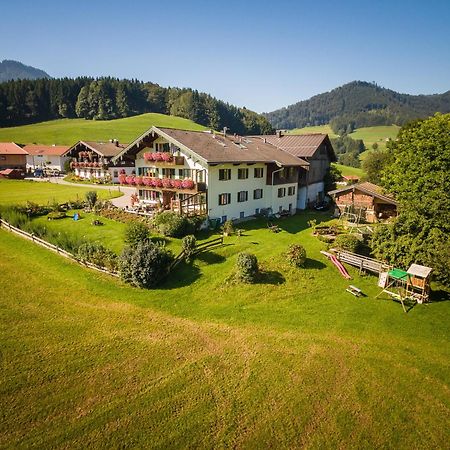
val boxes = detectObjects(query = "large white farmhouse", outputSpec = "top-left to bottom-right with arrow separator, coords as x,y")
112,127 -> 330,222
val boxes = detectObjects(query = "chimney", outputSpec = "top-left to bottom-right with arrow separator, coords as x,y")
276,130 -> 283,138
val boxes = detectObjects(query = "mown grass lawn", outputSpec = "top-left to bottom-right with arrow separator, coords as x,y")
0,113 -> 207,145
0,179 -> 121,206
332,163 -> 365,178
1,209 -> 449,448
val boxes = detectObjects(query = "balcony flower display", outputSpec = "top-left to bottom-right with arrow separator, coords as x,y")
143,177 -> 153,186
125,175 -> 135,185
181,179 -> 195,189
162,178 -> 173,188
134,176 -> 143,186
153,178 -> 163,188
153,152 -> 164,162
160,152 -> 173,162
118,174 -> 127,184
143,153 -> 154,161
172,179 -> 183,189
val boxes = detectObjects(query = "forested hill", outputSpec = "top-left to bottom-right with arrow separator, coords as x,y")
0,60 -> 51,82
264,81 -> 450,133
0,77 -> 273,135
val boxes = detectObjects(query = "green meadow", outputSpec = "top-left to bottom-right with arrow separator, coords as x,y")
0,179 -> 121,205
0,181 -> 449,448
0,113 -> 207,145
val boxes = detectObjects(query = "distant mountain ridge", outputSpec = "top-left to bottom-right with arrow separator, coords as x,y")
264,81 -> 450,132
0,60 -> 51,82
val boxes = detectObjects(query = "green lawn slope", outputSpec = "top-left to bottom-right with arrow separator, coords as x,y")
0,207 -> 449,448
0,113 -> 207,145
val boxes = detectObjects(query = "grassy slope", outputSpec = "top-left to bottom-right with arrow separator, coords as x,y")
350,125 -> 400,150
0,113 -> 207,145
288,124 -> 338,138
0,179 -> 121,205
1,210 -> 449,448
332,163 -> 365,178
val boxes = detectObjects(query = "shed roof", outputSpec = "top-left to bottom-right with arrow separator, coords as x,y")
0,142 -> 27,155
407,264 -> 432,278
23,144 -> 70,156
328,181 -> 398,205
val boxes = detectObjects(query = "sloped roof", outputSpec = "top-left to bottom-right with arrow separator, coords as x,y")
23,144 -> 70,156
407,264 -> 432,278
66,141 -> 128,158
328,181 -> 398,205
252,133 -> 337,161
114,127 -> 306,166
0,142 -> 27,155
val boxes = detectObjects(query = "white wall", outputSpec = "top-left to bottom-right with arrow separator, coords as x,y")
26,155 -> 70,171
207,163 -> 297,221
297,186 -> 307,210
305,181 -> 325,205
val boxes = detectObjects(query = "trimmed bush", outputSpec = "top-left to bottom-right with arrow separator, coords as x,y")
85,191 -> 98,209
119,241 -> 173,288
222,220 -> 234,236
285,244 -> 307,267
236,252 -> 258,283
77,242 -> 118,272
152,211 -> 195,238
334,234 -> 363,253
124,222 -> 150,247
182,235 -> 197,262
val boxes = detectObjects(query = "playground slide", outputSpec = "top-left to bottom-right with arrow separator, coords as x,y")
320,251 -> 351,279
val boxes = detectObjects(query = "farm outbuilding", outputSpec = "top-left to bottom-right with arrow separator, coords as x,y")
328,181 -> 397,223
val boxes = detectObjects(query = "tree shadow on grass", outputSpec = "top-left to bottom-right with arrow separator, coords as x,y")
429,288 -> 450,303
159,261 -> 201,290
196,251 -> 226,265
151,236 -> 170,246
304,257 -> 327,270
255,269 -> 285,285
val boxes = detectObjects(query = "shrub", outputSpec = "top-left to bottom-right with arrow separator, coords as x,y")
85,191 -> 98,209
0,207 -> 29,228
334,234 -> 363,253
236,252 -> 258,283
152,211 -> 195,237
119,241 -> 173,288
285,244 -> 307,267
77,242 -> 118,272
222,220 -> 234,236
124,222 -> 150,247
182,235 -> 197,262
47,211 -> 66,220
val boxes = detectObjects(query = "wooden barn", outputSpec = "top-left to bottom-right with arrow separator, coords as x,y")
328,181 -> 397,222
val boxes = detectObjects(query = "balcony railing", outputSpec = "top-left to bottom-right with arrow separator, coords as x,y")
71,161 -> 107,169
119,175 -> 199,191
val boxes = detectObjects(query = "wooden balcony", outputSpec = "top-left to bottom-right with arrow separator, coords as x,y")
142,153 -> 185,166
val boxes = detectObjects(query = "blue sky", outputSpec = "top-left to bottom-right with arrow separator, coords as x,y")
2,0 -> 450,112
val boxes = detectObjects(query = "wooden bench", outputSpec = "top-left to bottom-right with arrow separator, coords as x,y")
346,285 -> 362,297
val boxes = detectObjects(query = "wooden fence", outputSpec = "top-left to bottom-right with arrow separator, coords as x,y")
333,249 -> 390,274
169,235 -> 224,271
0,219 -> 119,277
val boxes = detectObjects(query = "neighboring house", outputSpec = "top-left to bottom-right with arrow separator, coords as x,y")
252,132 -> 337,209
112,127 -> 302,221
328,181 -> 397,222
24,144 -> 71,173
0,142 -> 27,172
0,168 -> 25,179
64,140 -> 132,182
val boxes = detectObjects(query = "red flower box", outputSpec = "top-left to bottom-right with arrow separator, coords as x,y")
161,152 -> 173,162
162,178 -> 173,188
181,179 -> 195,189
134,176 -> 143,186
153,152 -> 164,161
142,177 -> 152,186
172,179 -> 182,189
144,153 -> 154,161
153,178 -> 163,188
118,174 -> 127,184
125,176 -> 135,185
